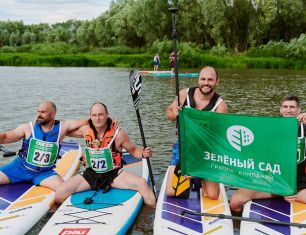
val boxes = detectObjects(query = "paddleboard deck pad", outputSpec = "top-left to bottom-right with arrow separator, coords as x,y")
154,167 -> 233,235
241,198 -> 306,235
39,153 -> 148,235
0,141 -> 81,235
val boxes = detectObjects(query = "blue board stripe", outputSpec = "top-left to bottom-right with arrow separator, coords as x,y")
249,212 -> 290,235
163,202 -> 202,221
0,198 -> 10,210
0,182 -> 32,202
162,210 -> 203,233
251,203 -> 289,222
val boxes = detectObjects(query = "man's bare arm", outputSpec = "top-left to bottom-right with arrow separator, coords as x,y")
0,123 -> 28,144
118,129 -> 152,159
215,100 -> 228,114
166,89 -> 187,121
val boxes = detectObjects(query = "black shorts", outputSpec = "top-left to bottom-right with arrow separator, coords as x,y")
82,168 -> 121,191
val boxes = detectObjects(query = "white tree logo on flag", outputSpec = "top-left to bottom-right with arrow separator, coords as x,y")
227,125 -> 254,151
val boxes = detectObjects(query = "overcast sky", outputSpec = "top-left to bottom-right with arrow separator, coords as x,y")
0,0 -> 112,24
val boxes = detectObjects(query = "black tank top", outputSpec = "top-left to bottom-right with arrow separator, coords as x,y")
182,86 -> 220,111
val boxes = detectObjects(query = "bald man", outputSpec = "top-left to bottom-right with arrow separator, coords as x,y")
0,101 -> 87,190
55,102 -> 156,207
166,66 -> 228,199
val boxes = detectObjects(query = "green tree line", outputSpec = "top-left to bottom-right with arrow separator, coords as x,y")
0,0 -> 305,61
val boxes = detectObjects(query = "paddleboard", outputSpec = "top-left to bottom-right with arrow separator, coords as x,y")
154,167 -> 234,235
151,73 -> 199,77
39,152 -> 148,235
241,198 -> 306,235
140,70 -> 172,74
140,71 -> 199,78
0,141 -> 81,235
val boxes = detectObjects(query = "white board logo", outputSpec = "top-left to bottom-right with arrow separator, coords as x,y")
227,125 -> 254,151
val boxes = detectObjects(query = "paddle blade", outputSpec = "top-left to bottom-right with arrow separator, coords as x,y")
0,146 -> 16,157
129,69 -> 142,110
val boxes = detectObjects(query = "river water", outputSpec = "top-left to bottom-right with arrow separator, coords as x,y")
0,66 -> 305,234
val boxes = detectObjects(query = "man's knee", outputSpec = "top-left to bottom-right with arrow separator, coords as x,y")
0,171 -> 10,184
297,189 -> 306,203
206,190 -> 219,200
166,187 -> 175,197
230,192 -> 247,212
137,178 -> 149,190
55,186 -> 69,204
202,181 -> 219,200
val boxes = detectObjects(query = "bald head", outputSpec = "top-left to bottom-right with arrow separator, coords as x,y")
197,66 -> 219,96
37,101 -> 57,125
199,66 -> 218,80
90,102 -> 108,115
90,102 -> 109,129
40,101 -> 57,113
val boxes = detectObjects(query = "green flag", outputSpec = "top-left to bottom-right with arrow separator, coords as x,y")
179,107 -> 298,196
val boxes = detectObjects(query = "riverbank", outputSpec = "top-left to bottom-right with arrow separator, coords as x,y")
0,52 -> 305,70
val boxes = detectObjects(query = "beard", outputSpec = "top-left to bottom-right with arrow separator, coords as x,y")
199,85 -> 215,95
37,116 -> 51,126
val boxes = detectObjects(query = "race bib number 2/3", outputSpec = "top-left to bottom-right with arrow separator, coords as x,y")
26,139 -> 59,167
85,147 -> 114,173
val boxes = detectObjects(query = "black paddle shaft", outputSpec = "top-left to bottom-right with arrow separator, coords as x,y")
135,109 -> 157,198
169,7 -> 180,105
129,69 -> 157,200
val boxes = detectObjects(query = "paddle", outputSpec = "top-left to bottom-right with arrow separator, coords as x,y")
0,145 -> 16,157
129,69 -> 157,200
182,210 -> 306,228
169,7 -> 180,111
168,7 -> 182,153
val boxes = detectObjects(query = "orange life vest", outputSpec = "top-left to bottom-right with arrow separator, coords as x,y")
85,123 -> 122,168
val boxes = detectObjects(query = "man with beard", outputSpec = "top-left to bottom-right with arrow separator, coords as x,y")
55,102 -> 156,207
165,66 -> 228,199
0,101 -> 87,190
230,95 -> 306,212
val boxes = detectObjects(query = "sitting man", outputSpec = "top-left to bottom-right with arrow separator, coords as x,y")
55,102 -> 156,207
0,101 -> 87,190
230,95 -> 306,212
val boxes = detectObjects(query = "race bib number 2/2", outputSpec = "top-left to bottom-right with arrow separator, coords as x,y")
85,147 -> 114,173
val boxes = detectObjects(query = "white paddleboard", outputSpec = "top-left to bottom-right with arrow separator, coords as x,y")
0,141 -> 81,235
39,152 -> 148,235
241,198 -> 306,235
154,166 -> 234,235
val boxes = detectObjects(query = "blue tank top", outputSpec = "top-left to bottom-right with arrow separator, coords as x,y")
18,120 -> 61,171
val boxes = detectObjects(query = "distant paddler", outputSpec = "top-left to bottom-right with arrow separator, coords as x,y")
153,53 -> 160,71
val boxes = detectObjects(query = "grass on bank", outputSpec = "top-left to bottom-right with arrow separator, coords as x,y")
0,52 -> 305,70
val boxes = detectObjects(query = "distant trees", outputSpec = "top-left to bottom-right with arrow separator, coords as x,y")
0,0 -> 305,53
